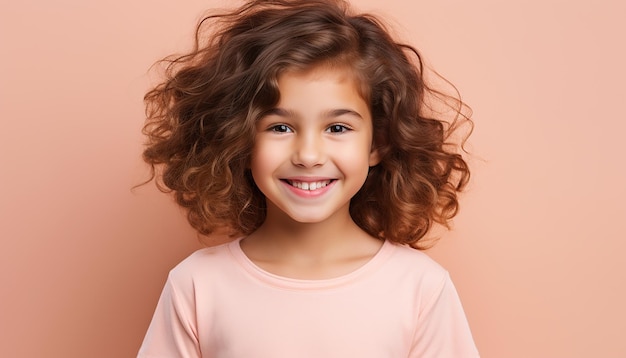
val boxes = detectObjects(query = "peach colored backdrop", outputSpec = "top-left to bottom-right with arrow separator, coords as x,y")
1,0 -> 624,357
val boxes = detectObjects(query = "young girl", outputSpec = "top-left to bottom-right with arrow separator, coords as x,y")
138,0 -> 478,356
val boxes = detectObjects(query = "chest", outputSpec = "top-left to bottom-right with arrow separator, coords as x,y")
194,278 -> 419,357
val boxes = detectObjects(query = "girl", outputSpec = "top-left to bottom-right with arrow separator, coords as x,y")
138,0 -> 479,357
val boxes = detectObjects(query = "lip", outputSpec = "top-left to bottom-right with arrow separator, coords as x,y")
280,177 -> 337,198
283,176 -> 335,182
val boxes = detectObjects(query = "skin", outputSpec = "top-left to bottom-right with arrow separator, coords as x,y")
241,65 -> 382,280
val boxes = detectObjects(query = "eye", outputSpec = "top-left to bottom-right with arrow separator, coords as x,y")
326,124 -> 350,133
269,124 -> 293,133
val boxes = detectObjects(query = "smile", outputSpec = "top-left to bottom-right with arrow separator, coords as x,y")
285,179 -> 333,191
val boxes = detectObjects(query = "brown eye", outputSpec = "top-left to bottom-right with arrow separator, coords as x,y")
270,124 -> 292,133
326,124 -> 349,133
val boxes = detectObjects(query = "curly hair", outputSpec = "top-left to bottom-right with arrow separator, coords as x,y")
142,0 -> 472,249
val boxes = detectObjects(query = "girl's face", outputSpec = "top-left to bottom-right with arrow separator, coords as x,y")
251,66 -> 380,225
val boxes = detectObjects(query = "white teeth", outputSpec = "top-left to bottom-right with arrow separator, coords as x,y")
289,180 -> 331,190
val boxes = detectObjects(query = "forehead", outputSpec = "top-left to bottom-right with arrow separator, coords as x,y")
267,65 -> 371,122
277,64 -> 370,104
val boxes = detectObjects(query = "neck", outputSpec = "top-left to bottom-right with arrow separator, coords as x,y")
243,203 -> 381,261
240,204 -> 384,279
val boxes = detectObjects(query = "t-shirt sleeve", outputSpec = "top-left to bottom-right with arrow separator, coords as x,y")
137,273 -> 201,358
409,272 -> 480,358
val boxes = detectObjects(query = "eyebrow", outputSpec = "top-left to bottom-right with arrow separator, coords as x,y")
265,107 -> 364,120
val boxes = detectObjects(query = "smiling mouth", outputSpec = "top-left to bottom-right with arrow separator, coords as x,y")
284,179 -> 334,191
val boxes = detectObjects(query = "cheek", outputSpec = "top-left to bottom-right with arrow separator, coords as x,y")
250,140 -> 280,177
250,151 -> 267,178
338,142 -> 375,177
348,135 -> 375,159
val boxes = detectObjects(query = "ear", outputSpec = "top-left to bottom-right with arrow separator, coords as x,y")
368,146 -> 381,167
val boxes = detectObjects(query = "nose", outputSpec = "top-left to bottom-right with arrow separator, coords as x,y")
291,132 -> 325,168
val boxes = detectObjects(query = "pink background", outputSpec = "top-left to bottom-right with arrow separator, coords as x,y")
1,0 -> 625,357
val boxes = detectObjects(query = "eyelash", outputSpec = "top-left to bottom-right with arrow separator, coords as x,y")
326,124 -> 350,133
267,124 -> 351,134
269,124 -> 292,133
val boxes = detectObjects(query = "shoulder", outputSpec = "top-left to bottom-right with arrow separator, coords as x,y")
379,242 -> 452,299
385,242 -> 448,278
166,240 -> 238,287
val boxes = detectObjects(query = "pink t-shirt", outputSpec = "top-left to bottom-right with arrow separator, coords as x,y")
138,238 -> 479,357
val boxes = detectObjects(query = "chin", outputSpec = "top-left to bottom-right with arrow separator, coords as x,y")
286,215 -> 331,224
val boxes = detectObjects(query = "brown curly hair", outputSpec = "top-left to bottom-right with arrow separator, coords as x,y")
142,0 -> 472,249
